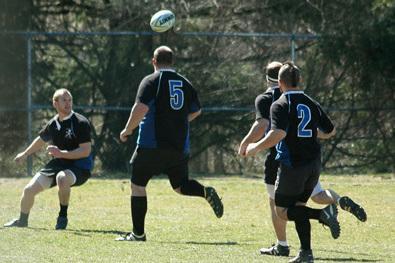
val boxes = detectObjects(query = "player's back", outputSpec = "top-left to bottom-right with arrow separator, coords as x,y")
271,91 -> 334,167
137,69 -> 200,153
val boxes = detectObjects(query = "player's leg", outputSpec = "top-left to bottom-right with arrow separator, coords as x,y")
4,172 -> 51,227
167,153 -> 223,218
116,148 -> 155,241
311,184 -> 367,222
260,184 -> 289,256
54,170 -> 75,230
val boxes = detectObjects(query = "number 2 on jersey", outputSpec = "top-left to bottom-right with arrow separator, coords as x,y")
297,104 -> 312,137
169,80 -> 184,110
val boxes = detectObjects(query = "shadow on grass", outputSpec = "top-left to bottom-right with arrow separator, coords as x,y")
315,257 -> 381,262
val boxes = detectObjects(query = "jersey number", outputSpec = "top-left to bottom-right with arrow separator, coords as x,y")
297,104 -> 312,137
169,80 -> 184,110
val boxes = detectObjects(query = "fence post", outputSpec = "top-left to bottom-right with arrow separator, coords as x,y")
291,33 -> 296,62
27,35 -> 32,177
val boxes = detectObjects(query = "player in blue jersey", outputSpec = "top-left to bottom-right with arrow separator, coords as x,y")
116,46 -> 223,242
239,62 -> 366,258
4,89 -> 93,230
245,62 -> 343,263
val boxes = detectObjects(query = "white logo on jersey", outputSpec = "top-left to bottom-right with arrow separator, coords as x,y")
65,128 -> 75,139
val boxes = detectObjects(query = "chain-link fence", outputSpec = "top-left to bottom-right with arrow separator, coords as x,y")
0,31 -> 393,177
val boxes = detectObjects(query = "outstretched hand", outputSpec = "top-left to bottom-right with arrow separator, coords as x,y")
14,152 -> 27,163
120,129 -> 129,143
245,143 -> 259,157
47,145 -> 63,158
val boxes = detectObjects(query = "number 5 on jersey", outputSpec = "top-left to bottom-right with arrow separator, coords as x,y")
169,80 -> 184,110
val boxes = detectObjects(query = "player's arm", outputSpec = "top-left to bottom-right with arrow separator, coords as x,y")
238,118 -> 269,156
245,129 -> 286,156
188,109 -> 201,122
14,136 -> 46,163
316,103 -> 336,140
47,142 -> 91,159
317,127 -> 336,139
120,102 -> 149,142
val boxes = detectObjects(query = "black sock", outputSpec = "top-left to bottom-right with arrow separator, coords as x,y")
287,206 -> 321,221
19,212 -> 29,224
131,196 -> 147,236
59,204 -> 68,217
180,180 -> 205,197
294,219 -> 311,250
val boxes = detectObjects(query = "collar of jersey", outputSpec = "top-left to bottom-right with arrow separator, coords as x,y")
283,90 -> 304,95
157,68 -> 175,72
54,111 -> 74,130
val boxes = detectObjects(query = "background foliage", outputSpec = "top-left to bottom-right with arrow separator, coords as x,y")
0,0 -> 394,176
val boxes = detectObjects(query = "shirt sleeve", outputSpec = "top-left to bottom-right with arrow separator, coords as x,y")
270,101 -> 289,132
135,76 -> 156,105
255,94 -> 271,121
189,87 -> 201,113
317,104 -> 335,133
77,120 -> 92,144
38,121 -> 52,142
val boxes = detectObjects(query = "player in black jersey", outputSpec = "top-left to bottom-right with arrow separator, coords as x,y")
239,62 -> 366,258
116,46 -> 223,242
245,62 -> 341,263
4,89 -> 93,230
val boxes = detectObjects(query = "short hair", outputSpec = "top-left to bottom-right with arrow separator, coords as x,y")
53,88 -> 72,102
266,61 -> 283,83
153,46 -> 173,66
278,61 -> 300,87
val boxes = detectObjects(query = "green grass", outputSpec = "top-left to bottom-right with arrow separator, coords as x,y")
0,175 -> 394,262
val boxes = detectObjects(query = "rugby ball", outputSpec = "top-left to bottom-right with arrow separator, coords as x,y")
150,10 -> 175,32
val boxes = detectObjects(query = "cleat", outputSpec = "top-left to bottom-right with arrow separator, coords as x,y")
205,187 -> 224,218
289,249 -> 314,263
4,219 -> 27,228
260,243 -> 290,256
55,216 -> 68,230
319,204 -> 340,239
115,232 -> 146,242
339,196 -> 367,222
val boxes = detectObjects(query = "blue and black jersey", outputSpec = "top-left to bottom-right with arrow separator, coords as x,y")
136,69 -> 201,154
39,112 -> 94,171
270,91 -> 334,167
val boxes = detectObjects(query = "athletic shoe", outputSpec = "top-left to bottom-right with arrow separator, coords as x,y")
319,204 -> 340,239
4,219 -> 27,228
115,232 -> 146,241
288,249 -> 314,263
339,196 -> 367,222
55,216 -> 68,230
260,243 -> 290,256
205,187 -> 224,218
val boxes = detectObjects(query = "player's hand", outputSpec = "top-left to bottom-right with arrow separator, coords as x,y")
238,143 -> 248,157
14,152 -> 27,163
120,129 -> 129,143
47,145 -> 63,158
245,143 -> 259,157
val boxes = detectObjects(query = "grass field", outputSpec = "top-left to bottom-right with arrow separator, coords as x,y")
0,174 -> 394,262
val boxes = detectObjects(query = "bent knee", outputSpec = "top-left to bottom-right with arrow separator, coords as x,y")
56,172 -> 73,188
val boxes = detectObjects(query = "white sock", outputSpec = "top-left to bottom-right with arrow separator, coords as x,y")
277,240 -> 288,247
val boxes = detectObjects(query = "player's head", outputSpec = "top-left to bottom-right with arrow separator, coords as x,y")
152,46 -> 174,69
266,61 -> 282,86
53,88 -> 73,116
278,61 -> 300,91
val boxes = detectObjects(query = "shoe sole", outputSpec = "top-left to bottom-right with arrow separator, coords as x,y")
341,197 -> 367,222
206,188 -> 224,218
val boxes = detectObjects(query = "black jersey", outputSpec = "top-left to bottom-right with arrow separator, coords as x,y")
135,69 -> 201,153
39,112 -> 94,170
255,86 -> 282,159
270,90 -> 334,167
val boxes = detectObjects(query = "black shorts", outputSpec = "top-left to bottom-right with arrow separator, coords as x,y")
39,159 -> 91,188
274,157 -> 321,207
264,150 -> 279,185
130,147 -> 189,189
